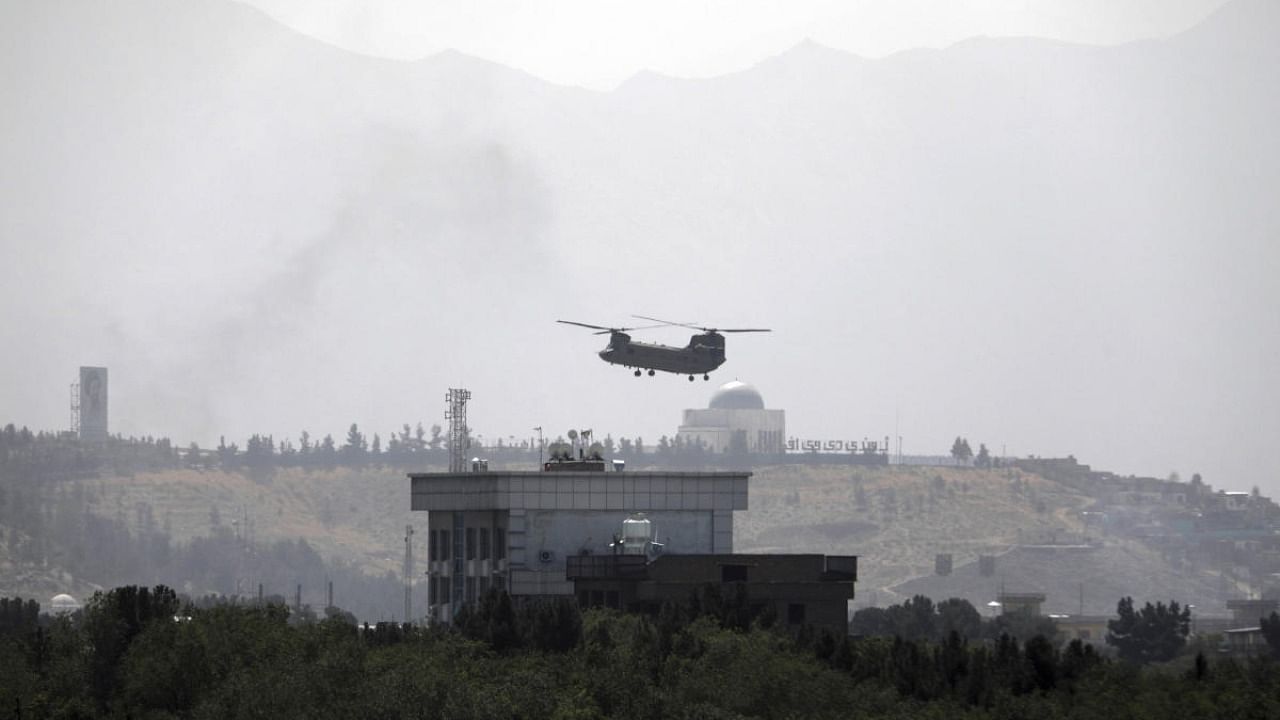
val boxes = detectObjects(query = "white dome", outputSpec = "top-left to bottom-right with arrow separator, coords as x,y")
709,380 -> 765,410
50,593 -> 80,613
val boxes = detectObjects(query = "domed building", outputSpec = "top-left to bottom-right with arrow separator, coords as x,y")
676,380 -> 785,454
50,593 -> 80,614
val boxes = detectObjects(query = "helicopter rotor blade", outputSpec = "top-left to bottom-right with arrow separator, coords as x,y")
557,320 -> 613,331
560,320 -> 668,335
631,314 -> 704,331
633,315 -> 769,334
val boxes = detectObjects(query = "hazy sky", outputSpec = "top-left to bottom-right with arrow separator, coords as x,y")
2,0 -> 1275,499
239,0 -> 1230,89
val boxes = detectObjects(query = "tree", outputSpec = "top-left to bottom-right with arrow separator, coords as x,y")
1106,597 -> 1190,663
186,441 -> 203,469
936,598 -> 983,640
1260,611 -> 1280,659
317,435 -> 337,464
343,424 -> 366,458
950,437 -> 973,462
975,444 -> 991,468
84,585 -> 181,708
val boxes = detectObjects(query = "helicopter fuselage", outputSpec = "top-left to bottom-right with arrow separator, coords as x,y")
598,331 -> 726,375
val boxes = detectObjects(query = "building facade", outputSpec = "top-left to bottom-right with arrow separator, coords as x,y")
676,380 -> 785,454
567,553 -> 857,636
410,467 -> 750,621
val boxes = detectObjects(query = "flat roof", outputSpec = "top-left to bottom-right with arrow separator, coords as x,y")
408,470 -> 751,479
410,470 -> 751,512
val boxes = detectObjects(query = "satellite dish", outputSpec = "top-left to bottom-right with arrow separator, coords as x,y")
567,429 -> 578,440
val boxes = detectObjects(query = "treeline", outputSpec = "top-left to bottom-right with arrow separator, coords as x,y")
850,595 -> 1057,644
2,425 -> 405,620
1,422 -> 702,479
4,586 -> 1280,720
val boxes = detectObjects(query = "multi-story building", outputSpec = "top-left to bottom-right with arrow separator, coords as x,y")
410,458 -> 749,621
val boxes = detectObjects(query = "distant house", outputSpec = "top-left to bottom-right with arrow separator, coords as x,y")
997,592 -> 1046,616
1222,492 -> 1252,512
1054,615 -> 1111,645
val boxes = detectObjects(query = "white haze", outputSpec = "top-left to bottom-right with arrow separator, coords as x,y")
0,0 -> 1276,494
239,0 -> 1231,90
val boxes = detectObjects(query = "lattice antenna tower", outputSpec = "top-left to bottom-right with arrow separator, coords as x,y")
69,381 -> 81,436
445,388 -> 471,473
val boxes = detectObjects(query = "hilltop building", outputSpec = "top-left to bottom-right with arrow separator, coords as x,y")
676,380 -> 785,454
77,366 -> 108,442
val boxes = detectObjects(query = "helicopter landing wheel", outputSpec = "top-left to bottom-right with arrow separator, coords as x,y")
703,374 -> 710,381
688,375 -> 695,381
634,369 -> 641,377
648,369 -> 655,377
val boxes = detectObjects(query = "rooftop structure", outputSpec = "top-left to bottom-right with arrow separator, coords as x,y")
567,553 -> 857,636
50,593 -> 80,614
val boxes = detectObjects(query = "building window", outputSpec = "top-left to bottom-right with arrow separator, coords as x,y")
466,576 -> 476,604
495,527 -> 506,560
606,590 -> 620,609
787,603 -> 806,625
438,577 -> 450,604
466,527 -> 476,560
438,529 -> 449,561
479,576 -> 490,596
494,575 -> 506,593
428,576 -> 437,605
480,527 -> 490,560
722,564 -> 748,582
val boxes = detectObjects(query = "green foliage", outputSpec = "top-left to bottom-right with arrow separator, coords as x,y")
4,587 -> 1280,719
850,596 -> 988,643
1260,611 -> 1280,660
1107,596 -> 1191,663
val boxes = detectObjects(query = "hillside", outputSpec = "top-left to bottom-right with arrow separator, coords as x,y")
735,465 -> 1095,604
16,459 -> 1228,619
81,466 -> 423,577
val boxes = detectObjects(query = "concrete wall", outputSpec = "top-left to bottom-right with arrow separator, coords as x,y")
677,408 -> 785,453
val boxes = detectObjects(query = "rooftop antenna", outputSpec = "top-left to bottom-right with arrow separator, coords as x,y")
446,388 -> 471,473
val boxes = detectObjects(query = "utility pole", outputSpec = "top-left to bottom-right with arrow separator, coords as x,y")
534,426 -> 543,466
403,525 -> 414,624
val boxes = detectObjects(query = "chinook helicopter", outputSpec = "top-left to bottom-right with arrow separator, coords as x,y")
557,315 -> 770,381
